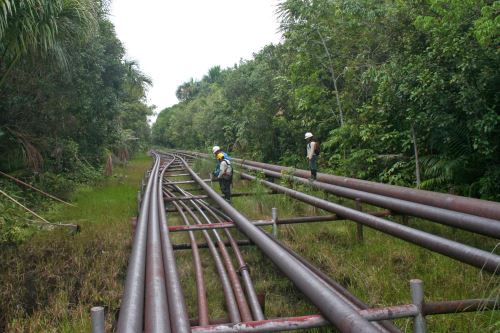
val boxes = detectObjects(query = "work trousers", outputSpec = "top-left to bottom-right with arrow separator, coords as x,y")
219,178 -> 232,202
309,155 -> 318,179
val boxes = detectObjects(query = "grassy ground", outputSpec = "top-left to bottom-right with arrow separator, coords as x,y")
0,154 -> 498,332
183,158 -> 500,332
0,154 -> 152,332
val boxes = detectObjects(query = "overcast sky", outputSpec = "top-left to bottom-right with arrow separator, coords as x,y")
110,0 -> 283,123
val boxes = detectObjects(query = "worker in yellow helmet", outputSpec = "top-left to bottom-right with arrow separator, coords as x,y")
212,146 -> 233,202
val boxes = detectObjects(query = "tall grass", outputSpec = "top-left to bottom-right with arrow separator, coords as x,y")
0,154 -> 498,332
0,154 -> 152,332
188,161 -> 500,332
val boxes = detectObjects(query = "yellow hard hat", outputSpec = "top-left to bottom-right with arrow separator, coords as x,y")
216,152 -> 224,160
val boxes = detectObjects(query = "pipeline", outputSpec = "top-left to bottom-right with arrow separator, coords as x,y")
158,164 -> 191,332
238,164 -> 500,239
117,155 -> 161,333
174,192 -> 264,320
162,185 -> 209,326
181,150 -> 500,221
163,187 -> 242,323
240,172 -> 500,274
177,155 -> 382,333
144,155 -> 171,332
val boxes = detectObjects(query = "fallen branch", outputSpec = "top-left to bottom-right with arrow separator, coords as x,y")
0,170 -> 76,207
0,189 -> 79,231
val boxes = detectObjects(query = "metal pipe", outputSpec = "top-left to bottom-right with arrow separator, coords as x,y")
240,172 -> 500,274
158,163 -> 191,332
423,298 -> 500,315
172,240 -> 253,251
168,212 -> 392,232
117,156 -> 158,333
163,188 -> 242,323
410,279 -> 426,333
195,200 -> 265,321
206,152 -> 500,221
172,187 -> 253,322
239,164 -> 500,239
190,304 -> 415,333
162,188 -> 209,326
264,232 -> 401,333
144,154 -> 171,333
179,156 -> 382,333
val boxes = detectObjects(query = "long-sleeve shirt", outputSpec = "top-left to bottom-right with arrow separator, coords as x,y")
307,141 -> 318,160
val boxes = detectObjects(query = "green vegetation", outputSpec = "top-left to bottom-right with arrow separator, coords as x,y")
0,154 -> 151,332
153,0 -> 499,201
166,161 -> 500,332
0,0 -> 152,245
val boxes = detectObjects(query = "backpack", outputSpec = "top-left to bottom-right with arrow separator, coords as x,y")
314,140 -> 320,156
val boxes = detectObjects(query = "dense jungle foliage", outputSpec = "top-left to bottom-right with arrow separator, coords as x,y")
153,0 -> 499,201
0,0 -> 151,244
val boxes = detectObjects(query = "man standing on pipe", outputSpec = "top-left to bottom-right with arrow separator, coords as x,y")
305,132 -> 320,180
212,146 -> 233,202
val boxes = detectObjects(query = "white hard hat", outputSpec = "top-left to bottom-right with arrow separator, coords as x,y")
304,132 -> 313,139
212,145 -> 221,154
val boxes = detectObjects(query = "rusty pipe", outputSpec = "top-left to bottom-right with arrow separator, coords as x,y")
195,199 -> 265,321
182,151 -> 500,221
162,188 -> 209,326
170,186 -> 253,322
163,188 -> 242,323
178,156 -> 382,333
144,154 -> 171,332
117,155 -> 158,333
239,164 -> 500,239
240,172 -> 500,274
158,163 -> 191,332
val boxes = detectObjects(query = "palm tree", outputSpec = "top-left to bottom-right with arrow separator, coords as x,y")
0,0 -> 98,85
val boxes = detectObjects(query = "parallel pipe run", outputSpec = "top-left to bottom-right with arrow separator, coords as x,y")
144,154 -> 171,332
195,200 -> 265,321
240,172 -> 500,274
183,151 -> 500,221
181,150 -> 500,222
162,186 -> 209,326
117,155 -> 159,333
263,233 -> 401,333
158,163 -> 191,332
162,188 -> 242,323
170,185 -> 254,322
178,156 -> 382,333
239,164 -> 500,239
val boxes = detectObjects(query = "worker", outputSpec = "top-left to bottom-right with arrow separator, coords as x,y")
305,132 -> 320,180
212,146 -> 233,202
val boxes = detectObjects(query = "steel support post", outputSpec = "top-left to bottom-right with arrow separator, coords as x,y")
91,306 -> 105,333
272,207 -> 278,238
355,199 -> 364,242
411,279 -> 426,333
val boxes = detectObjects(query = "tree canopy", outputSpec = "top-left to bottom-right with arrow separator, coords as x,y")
153,0 -> 499,200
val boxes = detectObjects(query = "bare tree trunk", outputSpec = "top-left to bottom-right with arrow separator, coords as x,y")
411,124 -> 421,186
316,29 -> 344,126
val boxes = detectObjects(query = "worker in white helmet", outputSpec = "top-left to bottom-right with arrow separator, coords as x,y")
212,146 -> 233,202
305,132 -> 320,180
